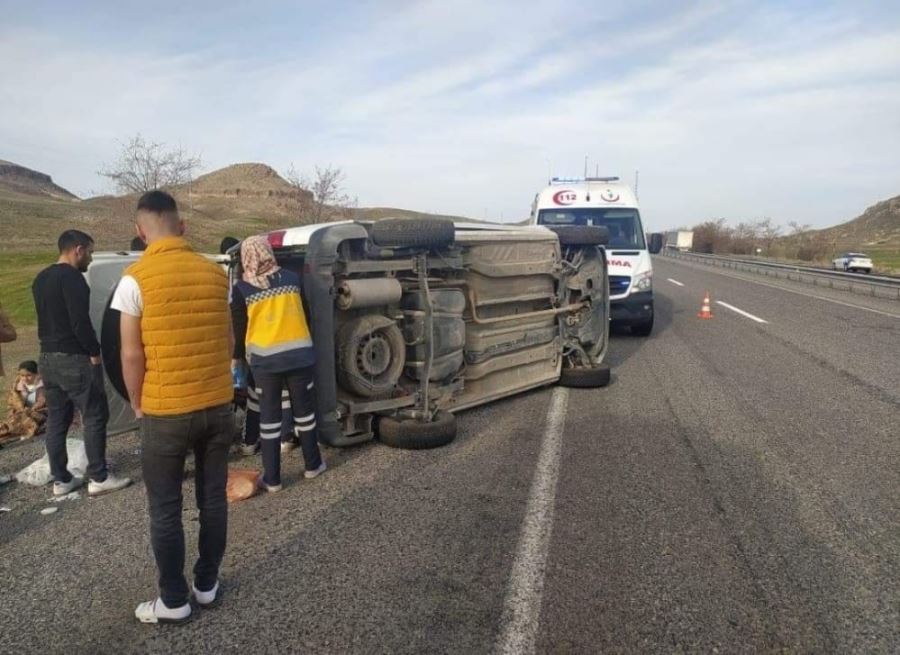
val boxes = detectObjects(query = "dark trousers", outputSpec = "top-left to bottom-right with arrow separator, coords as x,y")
141,404 -> 232,608
242,371 -> 293,446
253,366 -> 321,486
39,352 -> 109,483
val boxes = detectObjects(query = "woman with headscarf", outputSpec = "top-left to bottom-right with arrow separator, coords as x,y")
230,236 -> 325,492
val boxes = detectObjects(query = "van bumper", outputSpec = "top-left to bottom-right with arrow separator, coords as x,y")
610,290 -> 654,326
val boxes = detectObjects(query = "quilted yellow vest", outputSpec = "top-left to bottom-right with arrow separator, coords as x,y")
125,237 -> 233,415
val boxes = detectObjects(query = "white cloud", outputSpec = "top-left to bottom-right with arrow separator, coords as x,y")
0,2 -> 898,230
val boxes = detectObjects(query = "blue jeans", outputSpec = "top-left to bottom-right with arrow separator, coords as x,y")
140,404 -> 232,607
39,352 -> 109,483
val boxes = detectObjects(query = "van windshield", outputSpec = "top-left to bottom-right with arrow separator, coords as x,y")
537,208 -> 646,249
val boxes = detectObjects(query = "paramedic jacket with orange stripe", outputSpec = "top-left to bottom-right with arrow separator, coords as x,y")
231,269 -> 315,374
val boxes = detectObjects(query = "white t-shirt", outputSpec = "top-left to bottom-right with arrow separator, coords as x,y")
24,381 -> 42,407
110,275 -> 144,317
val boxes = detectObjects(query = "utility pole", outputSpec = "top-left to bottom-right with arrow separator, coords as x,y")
583,155 -> 588,178
634,169 -> 639,201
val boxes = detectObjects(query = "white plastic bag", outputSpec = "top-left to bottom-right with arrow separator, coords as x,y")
16,439 -> 88,486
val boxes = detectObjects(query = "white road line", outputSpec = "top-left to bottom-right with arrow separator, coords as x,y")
496,387 -> 569,655
716,300 -> 769,324
667,278 -> 685,287
665,259 -> 900,319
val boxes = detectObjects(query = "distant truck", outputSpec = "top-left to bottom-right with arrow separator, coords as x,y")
665,230 -> 693,252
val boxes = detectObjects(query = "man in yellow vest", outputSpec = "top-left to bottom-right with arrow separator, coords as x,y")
114,190 -> 234,624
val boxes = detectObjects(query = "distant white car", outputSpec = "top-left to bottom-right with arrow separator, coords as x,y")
831,252 -> 873,274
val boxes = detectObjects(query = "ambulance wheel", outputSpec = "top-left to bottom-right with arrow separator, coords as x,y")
559,363 -> 611,388
378,411 -> 457,449
371,218 -> 455,248
548,225 -> 609,247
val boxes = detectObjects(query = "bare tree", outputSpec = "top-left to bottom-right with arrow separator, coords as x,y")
731,221 -> 759,255
755,217 -> 781,255
692,218 -> 731,254
786,221 -> 828,261
284,163 -> 356,223
98,134 -> 202,194
788,221 -> 811,236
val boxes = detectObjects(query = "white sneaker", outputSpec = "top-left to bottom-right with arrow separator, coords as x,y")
88,474 -> 132,497
192,581 -> 220,608
280,440 -> 298,454
53,477 -> 84,497
257,475 -> 283,493
304,461 -> 327,479
239,443 -> 259,456
134,598 -> 191,624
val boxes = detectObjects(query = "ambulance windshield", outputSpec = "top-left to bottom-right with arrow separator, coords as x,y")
537,208 -> 645,249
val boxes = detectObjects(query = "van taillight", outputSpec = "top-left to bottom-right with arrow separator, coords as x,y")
267,231 -> 286,248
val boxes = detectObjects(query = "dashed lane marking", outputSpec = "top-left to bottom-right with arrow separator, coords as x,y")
716,300 -> 769,324
662,259 -> 900,319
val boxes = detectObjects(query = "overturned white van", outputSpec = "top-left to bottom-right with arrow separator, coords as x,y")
87,219 -> 612,448
530,177 -> 654,336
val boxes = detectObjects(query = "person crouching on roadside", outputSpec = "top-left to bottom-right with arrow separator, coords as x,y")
0,360 -> 47,442
230,235 -> 325,492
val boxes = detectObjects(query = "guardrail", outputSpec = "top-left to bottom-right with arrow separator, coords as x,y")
659,249 -> 900,301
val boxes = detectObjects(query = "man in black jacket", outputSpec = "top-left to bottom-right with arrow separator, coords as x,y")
32,230 -> 131,497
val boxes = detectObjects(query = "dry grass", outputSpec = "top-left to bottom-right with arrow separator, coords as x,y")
865,247 -> 900,273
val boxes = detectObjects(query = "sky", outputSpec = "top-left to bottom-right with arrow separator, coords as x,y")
1,0 -> 899,232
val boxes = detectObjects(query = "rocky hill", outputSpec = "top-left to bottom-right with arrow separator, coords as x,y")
0,160 -> 78,200
0,160 -> 474,254
813,195 -> 900,247
183,163 -> 307,200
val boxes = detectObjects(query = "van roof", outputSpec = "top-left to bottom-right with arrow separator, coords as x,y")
534,177 -> 638,210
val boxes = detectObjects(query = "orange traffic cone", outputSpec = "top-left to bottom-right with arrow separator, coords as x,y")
698,291 -> 713,319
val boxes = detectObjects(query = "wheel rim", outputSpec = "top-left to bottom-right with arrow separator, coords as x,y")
357,331 -> 392,377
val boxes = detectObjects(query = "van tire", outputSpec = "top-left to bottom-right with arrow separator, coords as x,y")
559,363 -> 611,388
378,411 -> 457,449
371,218 -> 455,248
337,315 -> 406,398
548,225 -> 609,247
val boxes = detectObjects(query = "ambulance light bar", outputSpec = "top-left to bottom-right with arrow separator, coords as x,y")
550,176 -> 620,184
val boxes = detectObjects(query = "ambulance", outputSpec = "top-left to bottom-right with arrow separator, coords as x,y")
530,176 -> 654,335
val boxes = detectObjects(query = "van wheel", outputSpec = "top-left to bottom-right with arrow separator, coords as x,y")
337,315 -> 406,398
559,363 -> 611,388
378,411 -> 457,449
370,218 -> 455,248
547,225 -> 609,246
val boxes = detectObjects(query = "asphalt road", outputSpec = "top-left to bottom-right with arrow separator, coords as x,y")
1,255 -> 898,654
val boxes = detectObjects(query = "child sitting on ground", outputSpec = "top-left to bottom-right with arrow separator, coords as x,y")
0,360 -> 47,443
